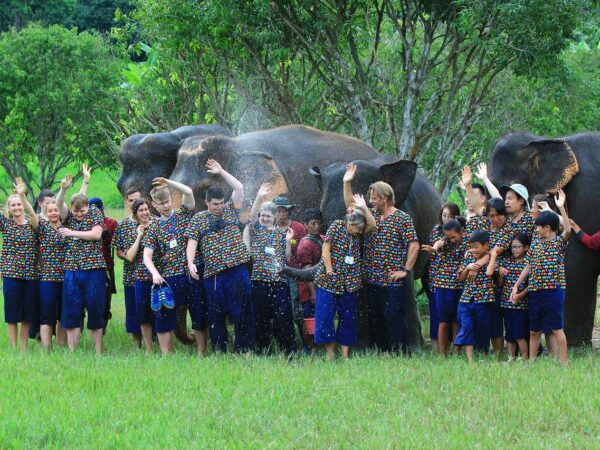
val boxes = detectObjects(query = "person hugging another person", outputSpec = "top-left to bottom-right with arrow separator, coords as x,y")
511,190 -> 571,367
243,183 -> 296,355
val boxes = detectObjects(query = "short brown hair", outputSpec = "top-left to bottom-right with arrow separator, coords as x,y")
126,186 -> 142,197
150,186 -> 170,203
70,193 -> 88,210
369,181 -> 395,204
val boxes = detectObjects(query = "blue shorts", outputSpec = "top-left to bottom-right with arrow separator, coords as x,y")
134,280 -> 154,326
62,269 -> 107,330
529,289 -> 564,333
314,288 -> 358,346
503,308 -> 529,341
435,288 -> 461,324
489,288 -> 504,339
302,301 -> 315,319
3,277 -> 38,324
455,302 -> 493,347
124,284 -> 141,334
39,281 -> 62,326
428,289 -> 438,339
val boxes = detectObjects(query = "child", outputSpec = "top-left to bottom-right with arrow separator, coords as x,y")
423,217 -> 467,356
313,194 -> 375,360
422,202 -> 460,352
143,176 -> 207,356
454,230 -> 494,362
185,160 -> 253,353
243,183 -> 296,354
511,190 -> 571,366
487,233 -> 530,359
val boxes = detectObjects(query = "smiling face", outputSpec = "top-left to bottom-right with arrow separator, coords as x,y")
469,241 -> 489,259
135,203 -> 151,224
511,238 -> 528,259
444,229 -> 462,245
46,203 -> 61,224
259,208 -> 276,228
8,195 -> 23,218
71,205 -> 89,221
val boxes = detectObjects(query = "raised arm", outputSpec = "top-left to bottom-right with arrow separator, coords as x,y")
343,163 -> 357,209
462,165 -> 484,215
476,162 -> 501,199
55,174 -> 72,220
152,177 -> 195,210
352,194 -> 375,234
78,163 -> 92,195
554,189 -> 571,241
206,159 -> 243,208
14,178 -> 39,229
250,182 -> 272,223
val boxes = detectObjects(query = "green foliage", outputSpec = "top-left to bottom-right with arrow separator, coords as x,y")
0,24 -> 126,196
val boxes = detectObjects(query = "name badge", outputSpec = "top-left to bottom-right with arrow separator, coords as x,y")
169,239 -> 178,249
344,256 -> 355,265
265,246 -> 275,255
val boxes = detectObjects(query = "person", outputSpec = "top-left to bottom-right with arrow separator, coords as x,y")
243,183 -> 296,354
422,217 -> 467,356
143,176 -> 206,356
422,202 -> 460,352
569,219 -> 600,250
56,174 -> 107,353
459,169 -> 487,221
186,159 -> 253,353
313,193 -> 375,360
343,163 -> 420,354
114,188 -> 145,347
487,233 -> 530,360
37,189 -> 56,220
511,190 -> 571,367
274,196 -> 307,259
294,208 -> 325,353
1,178 -> 39,350
128,198 -> 155,353
88,196 -> 118,333
499,183 -> 535,240
454,230 -> 494,362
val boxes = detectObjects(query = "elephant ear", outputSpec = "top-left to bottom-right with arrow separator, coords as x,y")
309,166 -> 322,191
526,139 -> 579,194
378,160 -> 418,205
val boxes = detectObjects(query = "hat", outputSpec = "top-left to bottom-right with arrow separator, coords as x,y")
499,184 -> 530,211
273,196 -> 294,210
88,196 -> 105,213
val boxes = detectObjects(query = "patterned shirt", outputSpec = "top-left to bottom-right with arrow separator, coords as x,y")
314,220 -> 362,294
364,209 -> 418,286
432,234 -> 467,290
185,202 -> 250,278
509,211 -> 535,240
458,254 -> 495,304
249,223 -> 287,282
144,206 -> 194,279
113,217 -> 138,286
63,205 -> 106,271
0,214 -> 38,280
37,219 -> 67,282
427,225 -> 444,286
497,257 -> 528,310
526,236 -> 567,292
465,215 -> 512,258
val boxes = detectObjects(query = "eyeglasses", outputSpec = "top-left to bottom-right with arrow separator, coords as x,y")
511,245 -> 524,249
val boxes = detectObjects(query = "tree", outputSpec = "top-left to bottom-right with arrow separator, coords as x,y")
0,0 -> 75,31
0,24 -> 126,197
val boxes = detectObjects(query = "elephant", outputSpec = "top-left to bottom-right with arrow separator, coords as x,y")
302,157 -> 442,350
488,131 -> 600,346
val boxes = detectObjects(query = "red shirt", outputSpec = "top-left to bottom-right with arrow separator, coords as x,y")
102,217 -> 118,271
576,230 -> 600,250
296,234 -> 325,302
282,220 -> 308,268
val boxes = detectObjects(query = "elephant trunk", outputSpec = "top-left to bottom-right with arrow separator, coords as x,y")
281,265 -> 318,281
174,305 -> 196,345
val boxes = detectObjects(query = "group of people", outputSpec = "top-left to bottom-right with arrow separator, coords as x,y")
1,159 -> 596,364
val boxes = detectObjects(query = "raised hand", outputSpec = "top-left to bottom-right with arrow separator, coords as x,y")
353,193 -> 367,210
537,200 -> 551,212
206,159 -> 223,175
555,189 -> 566,209
569,219 -> 581,233
13,177 -> 26,196
82,163 -> 92,182
286,227 -> 295,242
61,174 -> 73,190
461,165 -> 473,187
152,177 -> 169,189
475,162 -> 488,180
343,162 -> 357,183
257,182 -> 272,198
136,225 -> 146,238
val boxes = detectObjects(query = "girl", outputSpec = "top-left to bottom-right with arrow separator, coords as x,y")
421,202 -> 460,352
313,194 -> 375,360
1,178 -> 39,350
243,183 -> 296,354
487,233 -> 530,360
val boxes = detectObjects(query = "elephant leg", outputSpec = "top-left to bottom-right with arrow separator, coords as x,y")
563,243 -> 599,346
405,274 -> 423,352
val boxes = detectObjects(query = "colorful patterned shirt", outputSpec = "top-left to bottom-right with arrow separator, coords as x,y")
432,234 -> 468,290
509,211 -> 535,240
497,257 -> 528,310
144,206 -> 194,279
458,254 -> 495,304
364,209 -> 418,286
249,223 -> 287,282
63,205 -> 106,271
314,220 -> 362,294
113,217 -> 138,286
526,236 -> 567,292
37,219 -> 67,282
0,214 -> 38,280
185,202 -> 250,278
465,215 -> 512,258
427,225 -> 444,285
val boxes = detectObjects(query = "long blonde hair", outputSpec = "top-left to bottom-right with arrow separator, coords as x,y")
6,194 -> 22,218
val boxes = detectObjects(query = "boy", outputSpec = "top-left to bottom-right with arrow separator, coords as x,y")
186,159 -> 254,353
143,177 -> 207,356
511,190 -> 570,366
454,230 -> 494,362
